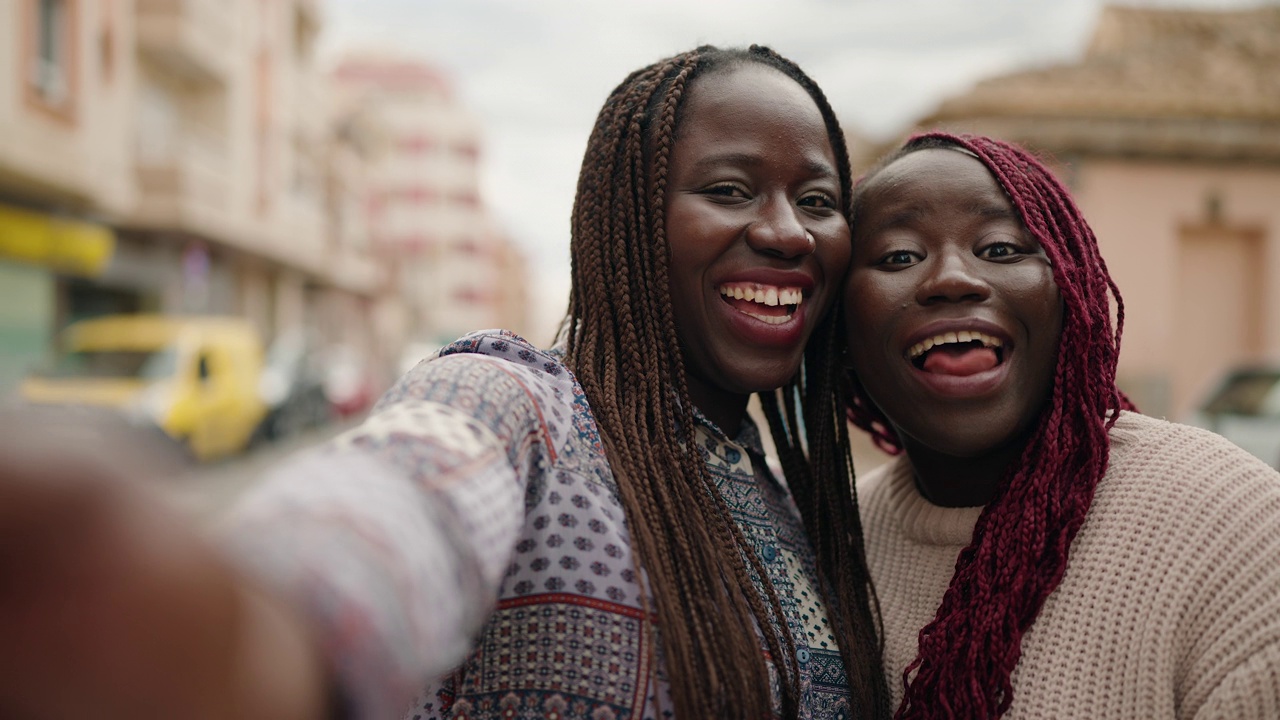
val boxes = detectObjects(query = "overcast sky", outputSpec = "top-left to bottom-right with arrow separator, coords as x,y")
321,0 -> 1268,343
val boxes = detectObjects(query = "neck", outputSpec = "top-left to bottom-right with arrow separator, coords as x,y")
900,437 -> 1028,508
686,385 -> 748,436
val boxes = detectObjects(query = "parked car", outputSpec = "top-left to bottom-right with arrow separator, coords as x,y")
20,314 -> 268,462
1186,366 -> 1280,469
254,328 -> 332,442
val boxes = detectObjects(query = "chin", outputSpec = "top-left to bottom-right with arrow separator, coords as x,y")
901,417 -> 1034,459
737,361 -> 804,394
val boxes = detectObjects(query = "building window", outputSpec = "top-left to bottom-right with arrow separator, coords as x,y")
99,0 -> 114,83
32,0 -> 69,104
23,0 -> 77,121
452,142 -> 479,159
401,135 -> 436,154
450,190 -> 480,207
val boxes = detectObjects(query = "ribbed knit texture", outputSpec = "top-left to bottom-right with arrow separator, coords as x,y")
859,411 -> 1280,719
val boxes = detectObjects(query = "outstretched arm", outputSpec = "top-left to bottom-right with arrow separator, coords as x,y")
0,413 -> 330,720
223,352 -> 558,717
0,347 -> 560,719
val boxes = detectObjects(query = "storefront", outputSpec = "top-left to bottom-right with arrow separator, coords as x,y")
0,201 -> 115,397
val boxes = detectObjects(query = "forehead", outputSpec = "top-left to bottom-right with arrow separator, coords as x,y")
677,64 -> 829,145
858,148 -> 1016,221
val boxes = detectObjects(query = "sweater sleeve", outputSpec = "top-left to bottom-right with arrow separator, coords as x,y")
1194,646 -> 1280,720
220,352 -> 560,719
1174,434 -> 1280,720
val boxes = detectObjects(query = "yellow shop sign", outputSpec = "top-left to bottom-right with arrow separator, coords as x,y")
0,203 -> 114,276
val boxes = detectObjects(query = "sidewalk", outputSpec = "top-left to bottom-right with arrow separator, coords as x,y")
164,418 -> 360,521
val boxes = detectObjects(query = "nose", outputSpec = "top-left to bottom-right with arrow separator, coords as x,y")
915,248 -> 989,305
745,195 -> 812,259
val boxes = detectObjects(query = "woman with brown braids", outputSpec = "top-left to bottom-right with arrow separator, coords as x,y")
0,46 -> 889,719
843,132 -> 1280,719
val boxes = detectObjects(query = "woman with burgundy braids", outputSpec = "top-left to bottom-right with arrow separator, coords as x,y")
843,132 -> 1280,719
0,45 -> 890,719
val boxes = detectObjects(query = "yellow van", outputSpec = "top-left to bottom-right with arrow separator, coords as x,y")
20,314 -> 268,462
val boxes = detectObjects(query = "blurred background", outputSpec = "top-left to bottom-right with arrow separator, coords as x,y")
1,0 -> 1278,482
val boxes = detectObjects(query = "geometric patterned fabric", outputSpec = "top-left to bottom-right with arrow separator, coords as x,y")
227,330 -> 856,720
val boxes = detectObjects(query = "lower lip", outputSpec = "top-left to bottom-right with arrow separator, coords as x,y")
718,297 -> 808,347
906,354 -> 1011,399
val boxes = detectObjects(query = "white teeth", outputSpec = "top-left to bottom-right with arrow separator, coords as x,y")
718,283 -> 805,326
907,330 -> 1005,360
743,311 -> 791,325
718,284 -> 805,308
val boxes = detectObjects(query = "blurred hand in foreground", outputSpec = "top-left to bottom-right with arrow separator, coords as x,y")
0,409 -> 331,720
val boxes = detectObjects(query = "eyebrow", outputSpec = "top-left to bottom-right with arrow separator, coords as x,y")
864,208 -> 922,236
859,201 -> 1020,237
690,152 -> 838,178
971,202 -> 1019,221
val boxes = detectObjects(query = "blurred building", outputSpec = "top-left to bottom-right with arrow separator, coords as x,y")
901,4 -> 1280,420
0,0 -> 393,397
330,56 -> 530,352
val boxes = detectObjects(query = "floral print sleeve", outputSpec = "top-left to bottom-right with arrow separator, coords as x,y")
222,331 -> 578,720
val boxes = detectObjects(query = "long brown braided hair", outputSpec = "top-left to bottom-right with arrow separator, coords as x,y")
561,45 -> 890,718
845,132 -> 1136,718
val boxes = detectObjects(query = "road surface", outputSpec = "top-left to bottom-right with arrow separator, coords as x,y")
163,419 -> 358,521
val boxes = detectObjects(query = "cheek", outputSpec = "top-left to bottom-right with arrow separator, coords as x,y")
841,274 -> 872,337
1007,264 -> 1062,322
844,270 -> 903,329
820,226 -> 853,278
664,234 -> 703,299
1017,272 -> 1065,396
842,278 -> 893,373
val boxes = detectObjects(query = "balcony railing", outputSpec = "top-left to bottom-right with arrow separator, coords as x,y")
133,133 -> 232,236
136,0 -> 233,84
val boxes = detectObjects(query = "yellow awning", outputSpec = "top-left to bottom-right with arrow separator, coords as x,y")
0,203 -> 115,276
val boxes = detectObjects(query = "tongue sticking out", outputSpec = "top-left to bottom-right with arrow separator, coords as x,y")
921,345 -> 999,376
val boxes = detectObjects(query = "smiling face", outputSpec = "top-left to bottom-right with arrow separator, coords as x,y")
665,64 -> 849,430
845,148 -> 1063,481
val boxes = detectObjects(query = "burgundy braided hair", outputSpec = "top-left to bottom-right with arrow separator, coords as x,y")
563,45 -> 889,718
845,132 -> 1137,718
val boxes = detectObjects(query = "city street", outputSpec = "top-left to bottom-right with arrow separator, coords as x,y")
163,419 -> 358,522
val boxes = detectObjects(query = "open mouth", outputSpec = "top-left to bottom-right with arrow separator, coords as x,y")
908,331 -> 1006,376
718,282 -> 803,326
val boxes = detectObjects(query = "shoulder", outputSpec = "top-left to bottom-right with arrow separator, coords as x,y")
1106,410 -> 1280,490
1101,416 -> 1280,712
371,329 -> 589,448
437,329 -> 566,373
1100,410 -> 1280,542
385,329 -> 576,405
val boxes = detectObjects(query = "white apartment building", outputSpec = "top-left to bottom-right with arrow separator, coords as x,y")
0,0 -> 393,395
330,56 -> 530,349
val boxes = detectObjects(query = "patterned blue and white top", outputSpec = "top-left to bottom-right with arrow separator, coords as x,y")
226,330 -> 853,720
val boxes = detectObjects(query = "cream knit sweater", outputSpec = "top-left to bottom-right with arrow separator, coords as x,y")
858,411 -> 1280,719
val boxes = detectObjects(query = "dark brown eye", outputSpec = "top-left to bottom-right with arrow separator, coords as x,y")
798,191 -> 837,210
878,250 -> 919,267
702,183 -> 747,198
979,242 -> 1019,259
